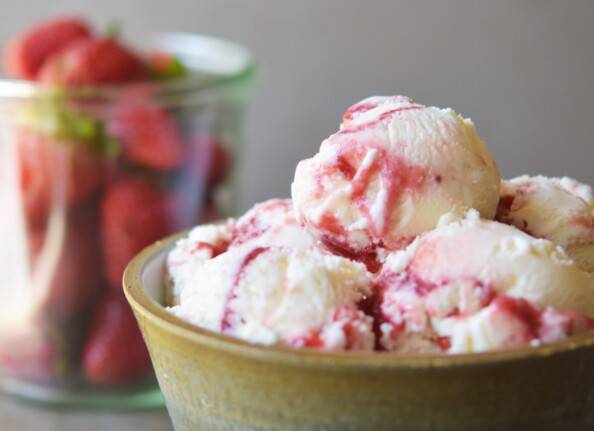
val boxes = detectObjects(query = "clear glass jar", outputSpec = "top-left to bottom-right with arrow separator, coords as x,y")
0,32 -> 255,408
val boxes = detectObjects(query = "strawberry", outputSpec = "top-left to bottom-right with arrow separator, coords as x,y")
163,136 -> 230,228
188,136 -> 232,187
26,201 -> 103,319
101,178 -> 172,289
199,202 -> 222,223
82,291 -> 151,385
39,37 -> 147,86
208,139 -> 232,187
3,17 -> 91,80
107,105 -> 184,170
17,128 -> 108,225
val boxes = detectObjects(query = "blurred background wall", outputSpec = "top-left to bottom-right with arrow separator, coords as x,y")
2,0 -> 593,211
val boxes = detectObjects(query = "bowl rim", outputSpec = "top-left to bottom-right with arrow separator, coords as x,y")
124,231 -> 594,370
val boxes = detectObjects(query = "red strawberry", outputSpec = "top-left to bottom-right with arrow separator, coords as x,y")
199,202 -> 222,223
208,140 -> 232,187
188,136 -> 232,187
17,128 -> 108,225
82,291 -> 151,385
101,179 -> 172,289
39,37 -> 147,86
107,105 -> 184,170
26,202 -> 103,319
3,17 -> 91,80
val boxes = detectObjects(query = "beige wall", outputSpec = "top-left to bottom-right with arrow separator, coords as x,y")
2,0 -> 593,211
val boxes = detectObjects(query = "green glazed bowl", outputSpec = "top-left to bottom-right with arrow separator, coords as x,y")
124,233 -> 594,431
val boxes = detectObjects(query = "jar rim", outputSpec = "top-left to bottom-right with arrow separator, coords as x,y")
0,32 -> 256,101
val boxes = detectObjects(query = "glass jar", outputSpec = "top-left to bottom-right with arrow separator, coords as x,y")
0,32 -> 255,408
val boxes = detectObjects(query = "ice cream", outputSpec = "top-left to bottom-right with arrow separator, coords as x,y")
166,220 -> 234,305
168,199 -> 375,351
292,96 -> 501,261
166,199 -> 316,304
229,198 -> 316,250
497,175 -> 594,272
376,210 -> 594,353
168,95 -> 594,355
169,246 -> 374,351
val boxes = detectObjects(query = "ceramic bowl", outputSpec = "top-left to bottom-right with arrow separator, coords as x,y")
124,233 -> 594,431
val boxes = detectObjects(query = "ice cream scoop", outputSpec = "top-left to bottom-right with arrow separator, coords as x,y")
169,245 -> 374,351
376,210 -> 594,353
497,175 -> 594,272
166,199 -> 317,305
292,95 -> 500,264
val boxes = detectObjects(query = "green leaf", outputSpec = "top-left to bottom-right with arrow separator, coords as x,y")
149,54 -> 187,80
18,91 -> 120,157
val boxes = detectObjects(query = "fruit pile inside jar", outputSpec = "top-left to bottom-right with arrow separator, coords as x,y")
0,17 -> 232,386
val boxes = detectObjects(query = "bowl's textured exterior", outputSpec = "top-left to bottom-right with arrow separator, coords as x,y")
124,234 -> 594,431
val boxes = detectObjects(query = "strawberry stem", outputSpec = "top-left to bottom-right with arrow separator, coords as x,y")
104,20 -> 122,39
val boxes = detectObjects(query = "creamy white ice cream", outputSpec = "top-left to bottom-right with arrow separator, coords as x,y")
167,199 -> 316,304
169,245 -> 374,350
497,175 -> 594,272
377,210 -> 594,353
168,96 -> 594,355
292,95 -> 500,255
166,220 -> 234,305
230,198 -> 316,250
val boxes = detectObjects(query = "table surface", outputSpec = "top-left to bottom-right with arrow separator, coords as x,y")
0,393 -> 173,431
